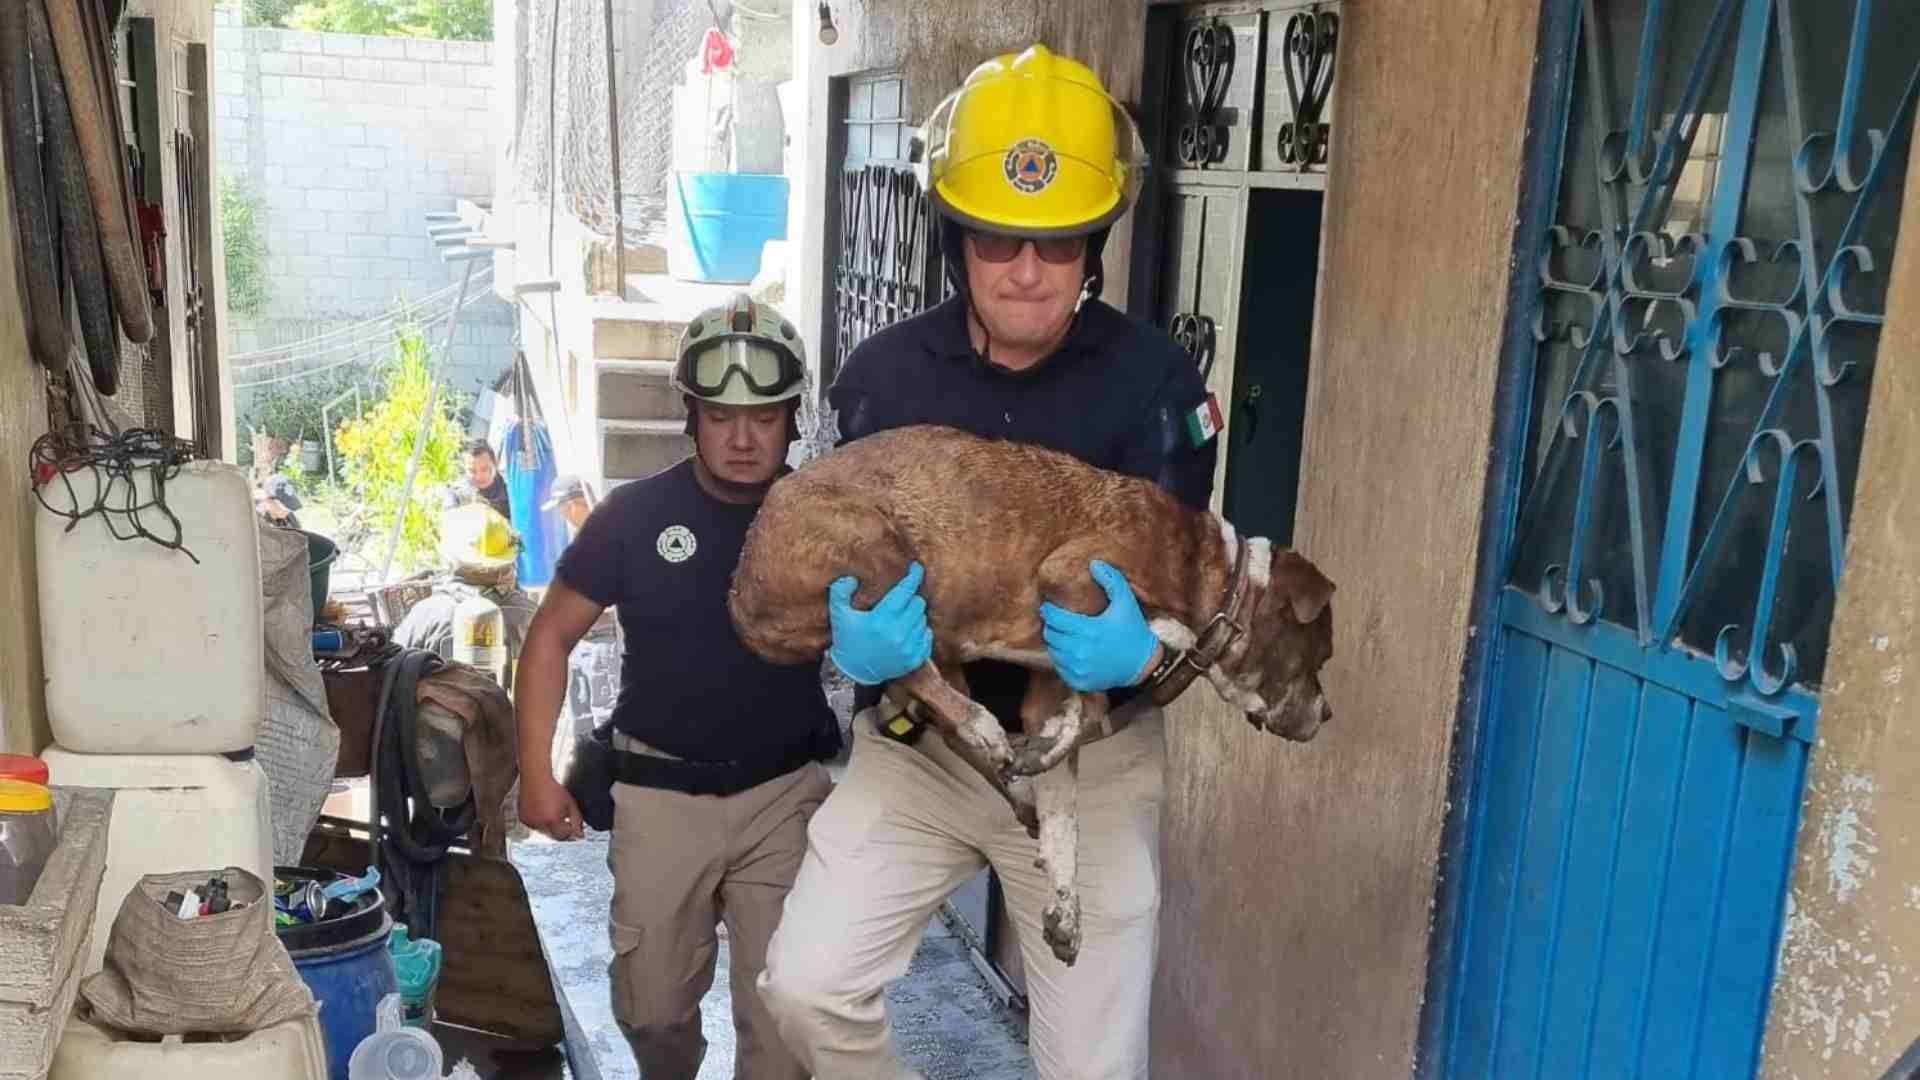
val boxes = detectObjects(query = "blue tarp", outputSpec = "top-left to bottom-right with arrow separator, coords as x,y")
500,419 -> 567,588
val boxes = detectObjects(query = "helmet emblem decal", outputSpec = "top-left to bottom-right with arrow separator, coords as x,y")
1003,139 -> 1059,194
657,525 -> 697,563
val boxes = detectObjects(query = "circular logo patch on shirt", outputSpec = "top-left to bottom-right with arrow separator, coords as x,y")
1003,139 -> 1059,195
656,525 -> 697,563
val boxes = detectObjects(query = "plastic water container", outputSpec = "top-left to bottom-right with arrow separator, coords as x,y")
36,459 -> 265,754
281,883 -> 400,1080
51,1009 -> 328,1079
667,171 -> 790,283
0,779 -> 56,905
347,994 -> 442,1080
38,747 -> 273,975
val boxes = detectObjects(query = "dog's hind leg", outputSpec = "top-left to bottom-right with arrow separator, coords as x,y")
1034,748 -> 1081,966
892,663 -> 1037,834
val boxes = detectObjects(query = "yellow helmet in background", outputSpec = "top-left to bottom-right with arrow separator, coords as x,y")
917,45 -> 1147,238
439,502 -> 520,573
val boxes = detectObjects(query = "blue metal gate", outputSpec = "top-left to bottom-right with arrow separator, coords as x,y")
1444,1 -> 1918,1076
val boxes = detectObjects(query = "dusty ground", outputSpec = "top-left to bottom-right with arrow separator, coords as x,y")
511,831 -> 1034,1080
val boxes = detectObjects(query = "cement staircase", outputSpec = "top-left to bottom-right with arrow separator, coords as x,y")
592,310 -> 693,489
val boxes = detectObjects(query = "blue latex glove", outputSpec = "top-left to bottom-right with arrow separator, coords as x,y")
827,562 -> 934,686
1040,560 -> 1161,693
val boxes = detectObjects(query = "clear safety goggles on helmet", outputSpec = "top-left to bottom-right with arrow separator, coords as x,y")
913,71 -> 1149,237
675,338 -> 805,399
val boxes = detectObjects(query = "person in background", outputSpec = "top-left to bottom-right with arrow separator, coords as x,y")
448,438 -> 512,521
256,473 -> 303,531
543,474 -> 595,533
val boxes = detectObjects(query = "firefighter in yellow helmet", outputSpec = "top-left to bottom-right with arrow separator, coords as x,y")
761,47 -> 1218,1080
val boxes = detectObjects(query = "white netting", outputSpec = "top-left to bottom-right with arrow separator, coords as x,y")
508,0 -> 718,249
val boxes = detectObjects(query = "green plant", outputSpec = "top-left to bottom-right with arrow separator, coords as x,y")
410,0 -> 490,40
220,176 -> 270,319
288,0 -> 491,39
289,0 -> 402,35
241,0 -> 302,28
238,364 -> 362,463
334,326 -> 463,571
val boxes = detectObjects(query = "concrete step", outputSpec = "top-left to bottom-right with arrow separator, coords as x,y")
600,418 -> 692,483
591,313 -> 683,362
585,274 -> 744,359
596,359 -> 685,424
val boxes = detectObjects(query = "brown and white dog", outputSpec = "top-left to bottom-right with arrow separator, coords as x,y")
729,425 -> 1335,962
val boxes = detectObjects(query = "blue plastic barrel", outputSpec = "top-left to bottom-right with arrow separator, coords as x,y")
669,171 -> 790,283
284,896 -> 399,1080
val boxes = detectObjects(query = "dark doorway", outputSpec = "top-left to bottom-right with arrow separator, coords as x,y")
1223,189 -> 1321,546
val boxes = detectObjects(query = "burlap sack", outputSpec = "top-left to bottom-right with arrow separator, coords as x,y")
80,867 -> 317,1036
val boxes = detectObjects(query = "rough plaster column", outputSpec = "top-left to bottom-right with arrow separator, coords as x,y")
1761,136 -> 1920,1077
1150,1 -> 1541,1075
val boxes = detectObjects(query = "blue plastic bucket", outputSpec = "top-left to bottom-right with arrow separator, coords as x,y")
281,876 -> 399,1080
669,171 -> 790,283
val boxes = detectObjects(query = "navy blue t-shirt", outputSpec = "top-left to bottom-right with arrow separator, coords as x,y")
554,459 -> 834,762
829,296 -> 1219,727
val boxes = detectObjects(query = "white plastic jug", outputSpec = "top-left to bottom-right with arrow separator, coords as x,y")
51,1009 -> 328,1079
348,994 -> 443,1080
35,459 -> 265,754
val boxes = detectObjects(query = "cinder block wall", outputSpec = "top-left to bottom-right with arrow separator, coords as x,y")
213,8 -> 512,397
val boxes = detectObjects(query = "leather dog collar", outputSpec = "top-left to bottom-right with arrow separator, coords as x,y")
1148,537 -> 1253,706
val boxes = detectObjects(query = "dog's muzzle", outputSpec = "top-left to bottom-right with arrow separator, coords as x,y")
1258,683 -> 1331,742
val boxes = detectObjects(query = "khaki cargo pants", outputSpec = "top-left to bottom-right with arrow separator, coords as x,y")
758,708 -> 1166,1080
607,759 -> 832,1080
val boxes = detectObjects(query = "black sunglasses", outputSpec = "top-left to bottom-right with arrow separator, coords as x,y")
967,231 -> 1087,266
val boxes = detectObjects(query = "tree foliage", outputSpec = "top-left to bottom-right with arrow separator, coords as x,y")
334,326 -> 463,570
241,0 -> 303,29
285,0 -> 491,40
219,176 -> 270,319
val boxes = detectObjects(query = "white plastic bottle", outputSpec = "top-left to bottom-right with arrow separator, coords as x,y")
347,994 -> 443,1080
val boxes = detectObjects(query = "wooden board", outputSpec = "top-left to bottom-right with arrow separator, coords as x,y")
302,820 -> 565,1047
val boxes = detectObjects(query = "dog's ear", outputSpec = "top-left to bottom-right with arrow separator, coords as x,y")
1274,551 -> 1335,625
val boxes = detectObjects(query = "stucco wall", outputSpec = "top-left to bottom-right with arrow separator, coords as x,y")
1760,138 -> 1920,1077
1150,3 -> 1542,1077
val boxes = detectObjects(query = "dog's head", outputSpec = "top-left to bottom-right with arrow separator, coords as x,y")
1203,542 -> 1335,741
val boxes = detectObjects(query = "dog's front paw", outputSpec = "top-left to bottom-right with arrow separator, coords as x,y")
1007,733 -> 1060,776
1007,698 -> 1084,776
1043,889 -> 1081,967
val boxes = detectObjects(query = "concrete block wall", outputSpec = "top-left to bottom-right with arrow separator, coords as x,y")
213,7 -> 512,394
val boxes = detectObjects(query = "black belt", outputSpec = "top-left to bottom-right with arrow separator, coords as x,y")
610,742 -> 817,798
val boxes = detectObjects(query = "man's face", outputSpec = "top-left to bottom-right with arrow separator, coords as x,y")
562,498 -> 591,530
466,450 -> 498,490
693,401 -> 791,486
964,232 -> 1086,364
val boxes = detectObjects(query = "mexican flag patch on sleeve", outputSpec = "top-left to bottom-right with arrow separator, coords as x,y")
1184,393 -> 1225,447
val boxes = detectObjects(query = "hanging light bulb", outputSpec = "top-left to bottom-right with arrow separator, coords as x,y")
817,2 -> 839,45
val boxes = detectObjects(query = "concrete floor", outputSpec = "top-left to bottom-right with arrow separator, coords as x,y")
511,831 -> 1034,1080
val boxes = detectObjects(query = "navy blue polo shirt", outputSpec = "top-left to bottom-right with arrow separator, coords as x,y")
828,295 -> 1219,728
555,460 -> 836,762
